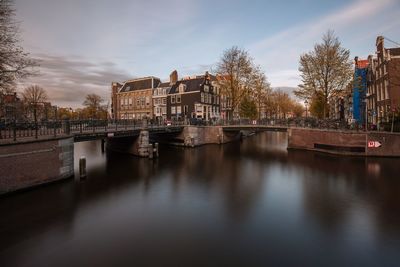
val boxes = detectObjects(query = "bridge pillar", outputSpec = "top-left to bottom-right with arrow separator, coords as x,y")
107,130 -> 150,157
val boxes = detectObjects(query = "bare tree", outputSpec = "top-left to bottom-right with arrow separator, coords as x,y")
295,30 -> 353,118
22,85 -> 48,124
0,0 -> 37,93
83,93 -> 105,119
216,46 -> 254,119
251,66 -> 271,120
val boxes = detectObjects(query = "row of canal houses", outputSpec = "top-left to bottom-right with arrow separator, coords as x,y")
329,36 -> 400,128
111,70 -> 232,122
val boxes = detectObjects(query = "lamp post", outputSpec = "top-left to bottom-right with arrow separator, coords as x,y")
304,100 -> 308,118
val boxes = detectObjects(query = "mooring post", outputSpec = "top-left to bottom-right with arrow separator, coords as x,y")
79,156 -> 87,179
154,143 -> 159,158
101,139 -> 105,153
148,144 -> 154,159
191,136 -> 195,147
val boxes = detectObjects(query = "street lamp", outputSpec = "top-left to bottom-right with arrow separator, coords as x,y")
304,100 -> 308,118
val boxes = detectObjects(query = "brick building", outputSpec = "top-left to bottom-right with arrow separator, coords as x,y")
153,71 -> 175,122
167,72 -> 220,121
367,36 -> 400,127
0,92 -> 23,122
111,77 -> 160,120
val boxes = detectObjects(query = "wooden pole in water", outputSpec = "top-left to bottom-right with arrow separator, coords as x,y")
101,139 -> 105,153
148,144 -> 154,159
79,156 -> 87,179
154,143 -> 159,158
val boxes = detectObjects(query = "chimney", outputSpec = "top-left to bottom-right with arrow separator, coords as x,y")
170,70 -> 178,85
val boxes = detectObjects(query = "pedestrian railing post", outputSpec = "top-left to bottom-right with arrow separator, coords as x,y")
13,122 -> 16,141
54,121 -> 57,137
65,119 -> 71,135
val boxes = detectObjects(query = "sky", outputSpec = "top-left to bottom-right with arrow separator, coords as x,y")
14,0 -> 400,108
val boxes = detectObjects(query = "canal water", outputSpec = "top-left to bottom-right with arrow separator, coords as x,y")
1,132 -> 400,266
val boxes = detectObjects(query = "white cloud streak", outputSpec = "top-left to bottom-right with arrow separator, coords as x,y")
249,0 -> 399,87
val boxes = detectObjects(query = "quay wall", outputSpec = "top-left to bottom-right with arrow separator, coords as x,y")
0,137 -> 74,195
288,128 -> 400,157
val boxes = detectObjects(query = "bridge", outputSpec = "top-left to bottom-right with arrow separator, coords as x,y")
0,119 -> 291,194
0,120 -> 288,143
0,120 -> 185,143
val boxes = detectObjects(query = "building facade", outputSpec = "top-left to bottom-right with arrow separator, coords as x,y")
367,36 -> 400,127
167,72 -> 220,121
353,57 -> 369,124
214,74 -> 232,120
112,77 -> 160,120
153,71 -> 176,122
0,92 -> 23,122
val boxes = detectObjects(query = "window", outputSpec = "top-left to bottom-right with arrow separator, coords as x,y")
201,93 -> 204,103
162,98 -> 166,105
179,84 -> 186,93
171,95 -> 175,104
204,85 -> 209,92
177,106 -> 182,114
385,80 -> 389,100
120,99 -> 124,107
129,98 -> 133,106
171,106 -> 176,114
176,95 -> 181,103
146,96 -> 150,106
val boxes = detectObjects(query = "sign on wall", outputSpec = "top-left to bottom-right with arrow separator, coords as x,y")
368,141 -> 382,148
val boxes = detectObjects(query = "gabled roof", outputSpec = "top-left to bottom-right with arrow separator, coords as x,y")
157,82 -> 171,88
169,77 -> 205,94
388,47 -> 400,56
119,77 -> 161,93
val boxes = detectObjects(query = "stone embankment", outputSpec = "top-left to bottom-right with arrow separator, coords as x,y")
288,128 -> 400,157
0,137 -> 74,194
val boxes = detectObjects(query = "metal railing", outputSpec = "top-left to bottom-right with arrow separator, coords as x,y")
1,118 -> 398,142
0,119 -> 187,142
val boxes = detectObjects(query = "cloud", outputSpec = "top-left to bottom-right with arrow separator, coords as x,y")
18,54 -> 132,108
249,0 -> 399,87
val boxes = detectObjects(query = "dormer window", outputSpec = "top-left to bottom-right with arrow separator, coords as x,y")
179,84 -> 186,93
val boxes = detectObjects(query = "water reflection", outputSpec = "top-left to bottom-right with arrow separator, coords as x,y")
1,132 -> 400,266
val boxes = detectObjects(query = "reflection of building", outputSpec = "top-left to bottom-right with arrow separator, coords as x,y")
367,36 -> 400,126
167,72 -> 220,121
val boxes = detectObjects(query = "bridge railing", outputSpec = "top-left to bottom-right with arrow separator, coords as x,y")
2,117 -> 389,142
0,119 -> 187,142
